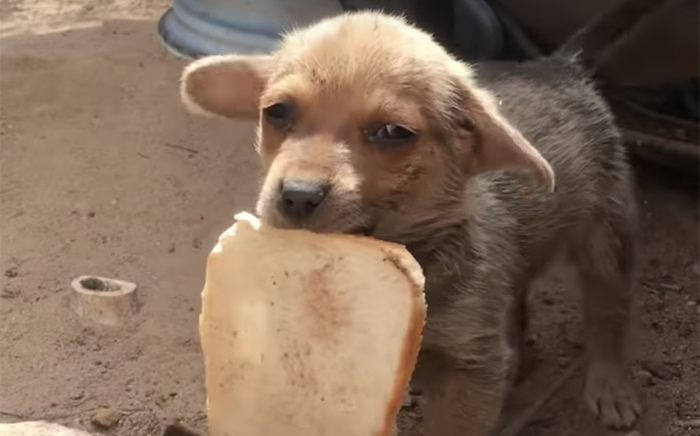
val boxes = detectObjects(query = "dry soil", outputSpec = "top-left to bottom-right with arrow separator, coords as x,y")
0,2 -> 698,436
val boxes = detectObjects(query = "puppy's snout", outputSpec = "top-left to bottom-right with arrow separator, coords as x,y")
279,179 -> 330,221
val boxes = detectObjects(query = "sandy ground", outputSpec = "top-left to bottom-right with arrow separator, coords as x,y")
0,1 -> 698,436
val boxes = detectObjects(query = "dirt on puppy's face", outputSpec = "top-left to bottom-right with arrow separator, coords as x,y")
180,12 -> 554,242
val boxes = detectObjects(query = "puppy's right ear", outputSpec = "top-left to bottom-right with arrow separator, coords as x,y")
180,54 -> 273,119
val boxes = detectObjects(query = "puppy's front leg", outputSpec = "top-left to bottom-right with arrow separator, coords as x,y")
415,351 -> 508,436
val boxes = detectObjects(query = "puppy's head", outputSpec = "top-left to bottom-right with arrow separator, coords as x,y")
181,12 -> 554,242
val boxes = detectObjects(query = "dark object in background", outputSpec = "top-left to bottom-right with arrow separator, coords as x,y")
417,0 -> 505,60
413,0 -> 455,50
413,0 -> 538,61
342,0 -> 699,175
546,0 -> 699,173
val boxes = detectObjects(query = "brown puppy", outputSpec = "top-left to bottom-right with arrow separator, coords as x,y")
181,11 -> 640,435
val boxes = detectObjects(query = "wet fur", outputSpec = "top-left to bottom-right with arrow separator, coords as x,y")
181,11 -> 641,435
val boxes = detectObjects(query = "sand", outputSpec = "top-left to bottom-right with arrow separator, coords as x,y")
0,2 -> 697,435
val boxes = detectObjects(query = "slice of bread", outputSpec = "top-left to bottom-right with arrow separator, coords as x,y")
0,422 -> 94,436
200,212 -> 426,436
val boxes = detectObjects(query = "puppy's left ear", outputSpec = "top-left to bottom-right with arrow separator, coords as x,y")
461,87 -> 555,192
180,54 -> 273,119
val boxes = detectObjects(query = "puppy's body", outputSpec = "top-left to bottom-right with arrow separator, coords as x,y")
461,56 -> 635,312
181,9 -> 641,435
408,56 -> 638,435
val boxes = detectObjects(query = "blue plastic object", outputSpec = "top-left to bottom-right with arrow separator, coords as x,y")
157,0 -> 344,59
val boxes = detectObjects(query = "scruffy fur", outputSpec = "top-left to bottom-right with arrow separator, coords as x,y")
180,11 -> 641,435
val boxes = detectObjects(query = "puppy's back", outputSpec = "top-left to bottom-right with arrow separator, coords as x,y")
470,57 -> 635,259
477,57 -> 628,184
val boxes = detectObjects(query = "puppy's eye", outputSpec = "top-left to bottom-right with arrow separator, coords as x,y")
263,102 -> 294,130
366,124 -> 416,145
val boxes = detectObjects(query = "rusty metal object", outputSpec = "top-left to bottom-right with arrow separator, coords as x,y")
594,0 -> 699,86
606,86 -> 699,174
493,0 -> 699,173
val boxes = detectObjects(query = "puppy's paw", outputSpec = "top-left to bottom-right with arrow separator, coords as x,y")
584,363 -> 642,429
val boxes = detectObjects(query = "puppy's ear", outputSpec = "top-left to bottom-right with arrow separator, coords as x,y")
461,87 -> 555,192
180,54 -> 273,119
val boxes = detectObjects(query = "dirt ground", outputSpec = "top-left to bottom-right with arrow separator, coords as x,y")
0,1 -> 698,436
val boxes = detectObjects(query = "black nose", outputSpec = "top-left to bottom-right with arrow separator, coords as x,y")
279,179 -> 330,221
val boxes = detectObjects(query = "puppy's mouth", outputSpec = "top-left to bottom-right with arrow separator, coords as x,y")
347,224 -> 375,237
266,215 -> 375,237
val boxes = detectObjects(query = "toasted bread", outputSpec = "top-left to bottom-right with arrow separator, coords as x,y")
0,422 -> 94,436
199,212 -> 426,436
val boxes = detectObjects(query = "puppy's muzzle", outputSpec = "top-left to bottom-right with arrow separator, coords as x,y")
278,179 -> 330,222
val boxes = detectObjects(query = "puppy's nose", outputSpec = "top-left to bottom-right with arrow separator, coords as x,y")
279,179 -> 330,221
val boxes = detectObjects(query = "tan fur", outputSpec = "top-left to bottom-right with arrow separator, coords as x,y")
180,54 -> 272,119
181,11 -> 641,435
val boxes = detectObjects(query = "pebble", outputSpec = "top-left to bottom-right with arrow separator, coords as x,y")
556,356 -> 570,368
692,262 -> 699,276
637,369 -> 655,387
525,333 -> 539,348
677,418 -> 700,428
401,392 -> 416,409
659,282 -> 681,292
90,407 -> 121,429
642,361 -> 680,381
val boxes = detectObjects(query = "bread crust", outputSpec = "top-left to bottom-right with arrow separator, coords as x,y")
376,247 -> 426,436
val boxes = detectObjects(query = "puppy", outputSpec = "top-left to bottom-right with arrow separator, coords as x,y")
181,10 -> 641,435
